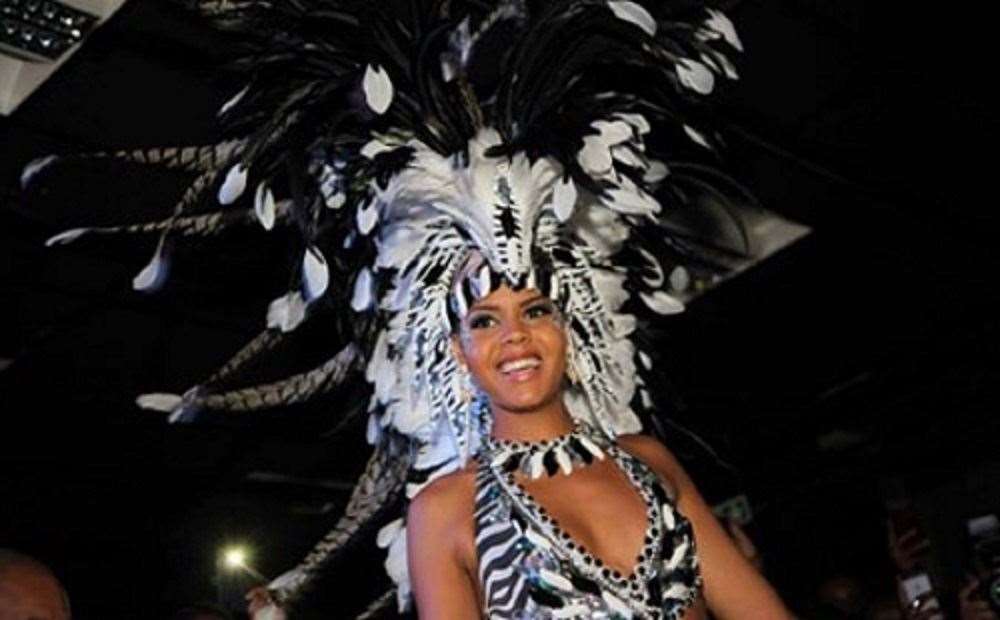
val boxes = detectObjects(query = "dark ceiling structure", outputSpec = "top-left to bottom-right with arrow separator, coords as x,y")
1,1 -> 997,618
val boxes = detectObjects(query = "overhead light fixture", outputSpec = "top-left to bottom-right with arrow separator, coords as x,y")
0,0 -> 97,62
0,0 -> 126,115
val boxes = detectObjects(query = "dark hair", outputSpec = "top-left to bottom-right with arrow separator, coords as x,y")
0,549 -> 71,618
170,603 -> 232,620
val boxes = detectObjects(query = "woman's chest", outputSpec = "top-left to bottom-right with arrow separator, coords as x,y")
473,448 -> 703,619
519,460 -> 653,576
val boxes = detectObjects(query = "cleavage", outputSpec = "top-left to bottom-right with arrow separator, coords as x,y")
518,455 -> 652,577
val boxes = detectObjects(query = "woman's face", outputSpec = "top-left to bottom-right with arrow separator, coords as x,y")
453,285 -> 568,417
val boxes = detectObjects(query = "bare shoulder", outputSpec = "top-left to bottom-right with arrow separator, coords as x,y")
408,465 -> 477,523
616,433 -> 691,496
406,465 -> 478,564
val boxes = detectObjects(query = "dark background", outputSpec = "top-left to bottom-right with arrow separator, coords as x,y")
1,1 -> 998,618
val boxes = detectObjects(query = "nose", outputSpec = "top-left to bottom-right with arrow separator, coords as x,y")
501,316 -> 529,345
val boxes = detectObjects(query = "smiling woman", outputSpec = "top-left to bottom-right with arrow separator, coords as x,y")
405,275 -> 794,619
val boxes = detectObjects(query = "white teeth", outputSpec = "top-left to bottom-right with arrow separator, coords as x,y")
499,357 -> 541,373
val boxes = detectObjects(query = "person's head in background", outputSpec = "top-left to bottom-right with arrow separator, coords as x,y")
170,602 -> 232,620
0,549 -> 70,620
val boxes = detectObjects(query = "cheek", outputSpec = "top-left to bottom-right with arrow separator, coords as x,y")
458,332 -> 497,383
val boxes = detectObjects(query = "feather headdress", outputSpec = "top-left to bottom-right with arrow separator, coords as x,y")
26,0 -> 761,613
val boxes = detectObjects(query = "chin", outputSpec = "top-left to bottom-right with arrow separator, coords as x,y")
490,388 -> 561,415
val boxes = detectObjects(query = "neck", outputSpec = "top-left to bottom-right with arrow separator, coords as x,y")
489,397 -> 574,442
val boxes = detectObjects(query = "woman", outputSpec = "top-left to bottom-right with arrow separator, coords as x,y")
33,1 -> 789,616
407,283 -> 794,618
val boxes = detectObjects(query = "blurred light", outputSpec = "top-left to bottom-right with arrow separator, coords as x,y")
223,547 -> 247,570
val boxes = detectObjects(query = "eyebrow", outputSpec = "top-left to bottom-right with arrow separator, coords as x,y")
468,294 -> 548,313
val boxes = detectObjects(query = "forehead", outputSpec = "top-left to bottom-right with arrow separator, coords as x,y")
468,285 -> 547,309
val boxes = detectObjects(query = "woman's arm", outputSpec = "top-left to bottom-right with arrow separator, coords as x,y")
619,434 -> 795,620
406,472 -> 481,619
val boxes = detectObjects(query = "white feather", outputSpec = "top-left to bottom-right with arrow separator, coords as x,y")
362,64 -> 394,114
253,182 -> 276,230
377,518 -> 404,548
218,163 -> 248,205
366,411 -> 381,445
266,291 -> 307,332
676,58 -> 715,95
643,160 -> 669,183
553,604 -> 591,618
136,392 -> 182,412
133,245 -> 167,291
381,523 -> 411,612
21,155 -> 58,188
607,0 -> 657,36
475,264 -> 491,300
555,446 -> 573,475
640,290 -> 685,315
218,84 -> 249,116
698,51 -> 720,73
683,124 -> 712,149
663,582 -> 691,600
357,200 -> 379,235
592,119 -> 633,145
539,568 -> 574,592
578,435 -> 605,461
602,176 -> 661,215
661,503 -> 676,530
640,388 -> 654,409
351,266 -> 375,311
669,265 -> 691,292
637,247 -> 665,287
611,145 -> 644,169
319,164 -> 346,209
361,138 -> 395,159
525,528 -> 553,550
267,569 -> 305,593
665,537 -> 688,568
616,112 -> 650,136
705,8 -> 743,51
412,433 -> 455,468
551,176 -> 577,222
577,135 -> 613,176
325,191 -> 346,209
302,246 -> 329,300
717,50 -> 740,79
45,227 -> 90,247
601,591 -> 634,618
591,268 -> 628,311
528,450 -> 546,479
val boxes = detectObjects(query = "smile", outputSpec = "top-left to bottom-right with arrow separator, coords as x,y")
498,356 -> 542,380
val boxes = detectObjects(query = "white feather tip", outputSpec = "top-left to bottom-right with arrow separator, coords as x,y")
608,1 -> 657,36
363,64 -> 394,115
21,155 -> 58,188
218,164 -> 248,205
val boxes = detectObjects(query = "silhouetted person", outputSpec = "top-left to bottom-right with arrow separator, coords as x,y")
171,602 -> 231,620
0,549 -> 70,620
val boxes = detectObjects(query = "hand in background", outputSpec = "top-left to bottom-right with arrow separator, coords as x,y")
246,586 -> 288,620
888,520 -> 932,573
960,575 -> 999,620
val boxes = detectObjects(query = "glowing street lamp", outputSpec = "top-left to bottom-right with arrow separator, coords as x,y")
220,545 -> 268,582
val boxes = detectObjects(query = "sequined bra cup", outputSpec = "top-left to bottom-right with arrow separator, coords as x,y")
474,426 -> 702,619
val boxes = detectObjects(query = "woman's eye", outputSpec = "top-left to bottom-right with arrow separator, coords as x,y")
525,303 -> 554,319
468,314 -> 496,329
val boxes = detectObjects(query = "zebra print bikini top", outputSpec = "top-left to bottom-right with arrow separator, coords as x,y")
474,425 -> 702,619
